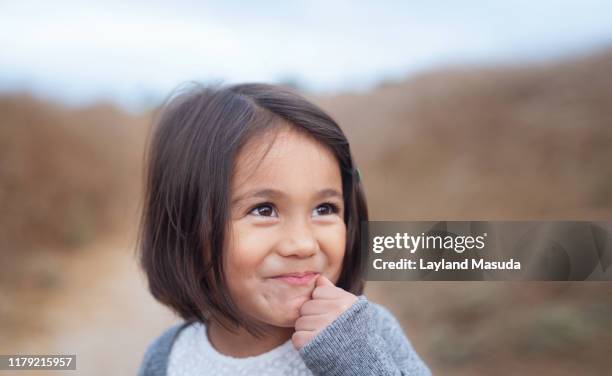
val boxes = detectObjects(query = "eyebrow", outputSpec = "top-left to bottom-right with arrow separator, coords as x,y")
231,188 -> 343,205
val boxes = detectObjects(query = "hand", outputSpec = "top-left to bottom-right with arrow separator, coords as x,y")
291,274 -> 358,350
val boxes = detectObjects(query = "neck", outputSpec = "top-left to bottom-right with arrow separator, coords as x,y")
206,319 -> 294,358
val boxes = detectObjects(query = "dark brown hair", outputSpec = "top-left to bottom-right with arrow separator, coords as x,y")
137,82 -> 369,337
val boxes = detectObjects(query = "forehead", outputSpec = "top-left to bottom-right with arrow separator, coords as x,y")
231,125 -> 342,194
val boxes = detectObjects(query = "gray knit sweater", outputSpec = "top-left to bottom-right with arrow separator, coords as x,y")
138,295 -> 431,375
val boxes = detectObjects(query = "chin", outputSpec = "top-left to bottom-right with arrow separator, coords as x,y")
270,301 -> 303,327
273,312 -> 300,327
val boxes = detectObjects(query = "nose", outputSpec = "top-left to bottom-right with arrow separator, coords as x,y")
276,218 -> 318,258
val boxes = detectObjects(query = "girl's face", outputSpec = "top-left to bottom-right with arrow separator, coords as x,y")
226,125 -> 346,328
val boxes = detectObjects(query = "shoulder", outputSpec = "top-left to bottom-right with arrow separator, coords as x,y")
365,297 -> 432,374
363,296 -> 416,343
137,321 -> 194,376
366,298 -> 403,332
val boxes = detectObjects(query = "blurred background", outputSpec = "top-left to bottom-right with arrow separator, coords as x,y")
1,1 -> 612,375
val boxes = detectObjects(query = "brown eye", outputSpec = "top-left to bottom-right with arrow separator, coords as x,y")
249,203 -> 277,217
313,203 -> 339,216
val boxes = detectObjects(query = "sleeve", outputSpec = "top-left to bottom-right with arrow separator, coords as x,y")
297,295 -> 431,376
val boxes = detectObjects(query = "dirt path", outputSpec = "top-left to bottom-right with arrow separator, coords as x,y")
2,235 -> 177,376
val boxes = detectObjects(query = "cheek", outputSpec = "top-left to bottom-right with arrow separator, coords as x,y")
319,223 -> 347,273
225,224 -> 272,278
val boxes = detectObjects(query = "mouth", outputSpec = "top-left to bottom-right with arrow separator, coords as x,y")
270,271 -> 319,285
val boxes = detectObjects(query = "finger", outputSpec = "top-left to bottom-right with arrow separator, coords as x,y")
291,330 -> 318,350
294,313 -> 330,331
316,274 -> 335,287
311,285 -> 340,300
299,299 -> 341,316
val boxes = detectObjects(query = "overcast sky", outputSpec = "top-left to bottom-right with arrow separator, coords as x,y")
1,0 -> 612,109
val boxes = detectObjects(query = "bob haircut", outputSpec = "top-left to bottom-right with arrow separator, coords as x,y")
137,82 -> 369,337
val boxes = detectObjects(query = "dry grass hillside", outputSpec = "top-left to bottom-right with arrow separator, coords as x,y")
1,47 -> 611,375
314,49 -> 612,220
0,96 -> 149,254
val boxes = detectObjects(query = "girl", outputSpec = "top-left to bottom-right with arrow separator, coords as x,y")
136,83 -> 430,375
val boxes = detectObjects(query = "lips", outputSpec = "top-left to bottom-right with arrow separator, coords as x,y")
271,271 -> 319,285
275,271 -> 318,278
